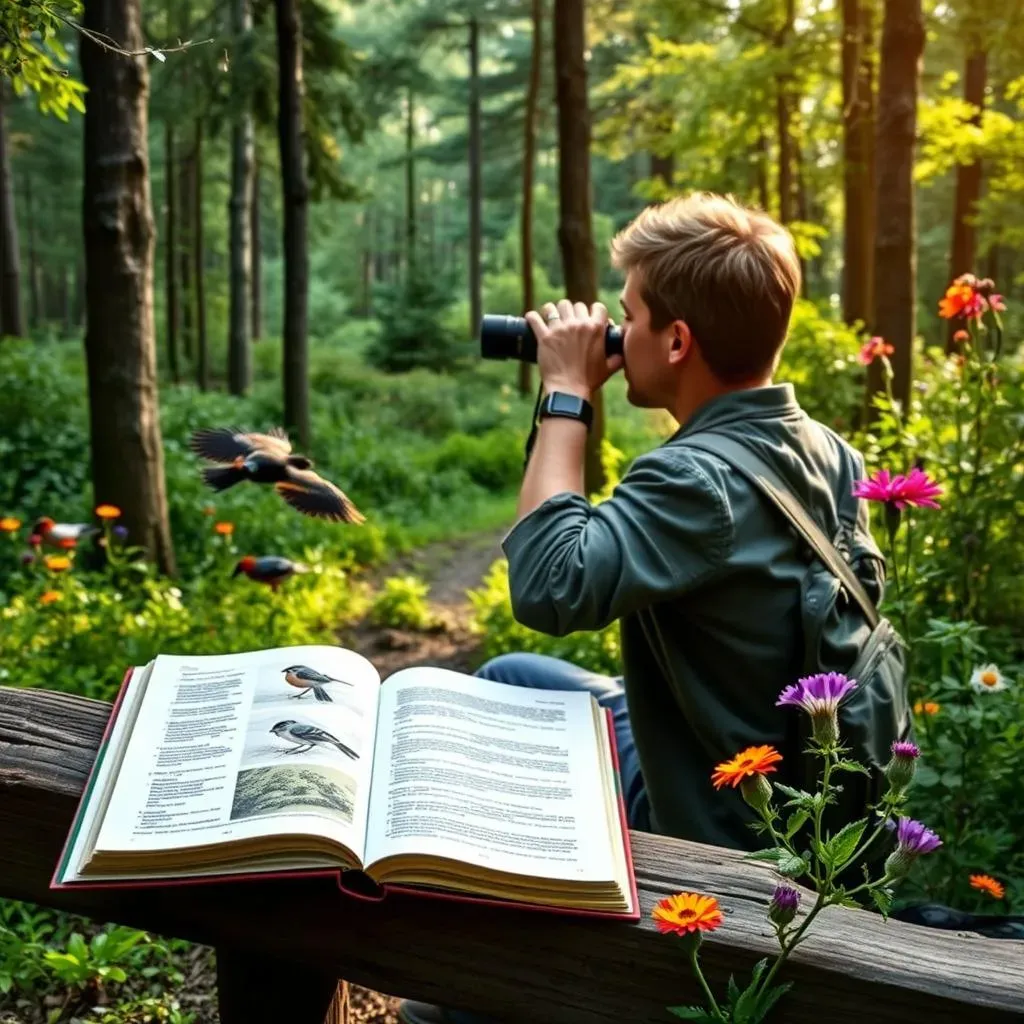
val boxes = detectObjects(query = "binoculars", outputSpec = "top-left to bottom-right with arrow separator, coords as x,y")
479,314 -> 624,364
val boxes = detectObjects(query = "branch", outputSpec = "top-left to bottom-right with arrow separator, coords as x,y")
54,13 -> 214,61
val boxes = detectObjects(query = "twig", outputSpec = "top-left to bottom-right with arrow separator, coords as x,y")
53,12 -> 214,60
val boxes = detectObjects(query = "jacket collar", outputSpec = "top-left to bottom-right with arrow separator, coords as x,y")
670,384 -> 802,441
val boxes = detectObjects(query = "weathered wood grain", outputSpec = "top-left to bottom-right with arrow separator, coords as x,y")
1,686 -> 1022,1023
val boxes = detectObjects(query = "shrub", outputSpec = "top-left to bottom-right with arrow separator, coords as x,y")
369,574 -> 438,631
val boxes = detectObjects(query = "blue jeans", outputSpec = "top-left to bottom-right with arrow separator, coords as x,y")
409,653 -> 649,1024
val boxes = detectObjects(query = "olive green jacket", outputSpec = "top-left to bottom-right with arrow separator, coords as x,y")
502,384 -> 885,850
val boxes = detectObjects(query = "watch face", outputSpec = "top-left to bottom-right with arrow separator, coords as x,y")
550,393 -> 583,416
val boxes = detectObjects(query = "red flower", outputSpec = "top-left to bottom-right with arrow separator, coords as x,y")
857,336 -> 894,366
852,468 -> 943,510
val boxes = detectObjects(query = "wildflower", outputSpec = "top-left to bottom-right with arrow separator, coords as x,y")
989,294 -> 1006,313
938,275 -> 987,321
952,329 -> 969,343
28,533 -> 42,547
969,874 -> 1005,900
44,555 -> 72,572
20,551 -> 35,566
884,740 -> 920,794
113,525 -> 129,541
214,521 -> 235,536
711,745 -> 783,799
776,673 -> 857,748
857,336 -> 894,366
95,504 -> 121,519
0,517 -> 21,532
203,505 -> 217,516
883,817 -> 942,880
40,590 -> 62,605
852,468 -> 943,511
58,537 -> 77,550
768,884 -> 800,928
652,892 -> 724,937
969,664 -> 1007,694
914,700 -> 940,716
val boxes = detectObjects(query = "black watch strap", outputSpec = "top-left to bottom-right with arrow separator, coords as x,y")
539,390 -> 593,430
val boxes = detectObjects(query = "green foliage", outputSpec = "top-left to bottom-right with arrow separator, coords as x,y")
86,995 -> 194,1024
369,574 -> 438,631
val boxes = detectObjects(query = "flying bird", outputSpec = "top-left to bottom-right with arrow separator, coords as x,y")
281,665 -> 354,703
232,555 -> 308,591
31,518 -> 100,550
269,720 -> 359,760
189,426 -> 365,524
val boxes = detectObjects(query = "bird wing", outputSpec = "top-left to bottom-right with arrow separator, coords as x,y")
189,427 -> 292,463
253,556 -> 295,577
275,469 -> 366,524
291,724 -> 341,744
295,667 -> 332,684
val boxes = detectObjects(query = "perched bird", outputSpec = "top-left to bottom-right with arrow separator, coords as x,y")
31,518 -> 100,551
282,665 -> 354,703
232,555 -> 308,591
190,426 -> 365,524
269,720 -> 359,760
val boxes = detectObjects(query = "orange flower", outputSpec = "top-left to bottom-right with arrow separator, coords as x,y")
203,505 -> 217,516
914,700 -> 940,716
40,590 -> 62,605
58,537 -> 78,550
44,555 -> 72,572
0,516 -> 21,532
652,892 -> 724,936
711,744 -> 783,790
953,329 -> 969,343
969,874 -> 1005,900
214,521 -> 235,536
95,504 -> 121,519
938,283 -> 974,319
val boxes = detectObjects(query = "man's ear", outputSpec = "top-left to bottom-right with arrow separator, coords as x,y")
667,321 -> 692,365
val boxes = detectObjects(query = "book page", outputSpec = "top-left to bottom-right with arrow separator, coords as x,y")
364,667 -> 619,884
90,645 -> 381,866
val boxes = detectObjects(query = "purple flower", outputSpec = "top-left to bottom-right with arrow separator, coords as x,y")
768,884 -> 800,928
113,525 -> 129,541
891,741 -> 920,759
884,817 -> 942,880
20,551 -> 35,566
776,673 -> 857,748
885,743 -> 921,793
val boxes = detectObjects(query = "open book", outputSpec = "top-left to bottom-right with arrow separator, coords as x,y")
53,645 -> 638,919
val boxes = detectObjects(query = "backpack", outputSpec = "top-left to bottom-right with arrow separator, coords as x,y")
683,432 -> 913,848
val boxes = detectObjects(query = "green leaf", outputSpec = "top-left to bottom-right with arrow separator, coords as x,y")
732,962 -> 771,1021
744,847 -> 785,864
777,852 -> 810,877
821,818 -> 868,870
784,809 -> 810,839
727,973 -> 742,1007
833,759 -> 870,775
871,887 -> 894,920
773,783 -> 816,807
755,981 -> 795,1019
67,933 -> 88,962
667,1006 -> 718,1021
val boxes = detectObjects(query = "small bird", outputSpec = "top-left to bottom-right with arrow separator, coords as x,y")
31,518 -> 100,551
232,555 -> 309,591
269,720 -> 359,760
282,665 -> 354,703
190,426 -> 365,524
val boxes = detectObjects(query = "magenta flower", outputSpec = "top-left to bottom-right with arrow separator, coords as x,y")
884,816 -> 942,879
990,294 -> 1006,313
768,884 -> 800,928
852,468 -> 943,510
891,741 -> 920,759
857,336 -> 894,366
776,673 -> 857,748
885,741 -> 921,793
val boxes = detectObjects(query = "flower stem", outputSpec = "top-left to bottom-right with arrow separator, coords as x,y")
689,945 -> 724,1020
759,893 -> 827,996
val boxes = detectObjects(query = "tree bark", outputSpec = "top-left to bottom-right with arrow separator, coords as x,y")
193,119 -> 208,391
519,0 -> 542,396
81,0 -> 176,575
0,84 -> 25,338
649,153 -> 674,191
775,0 -> 796,224
947,46 -> 987,351
405,88 -> 416,278
553,0 -> 604,495
251,152 -> 262,341
228,0 -> 254,395
871,0 -> 924,410
468,15 -> 482,339
842,0 -> 876,328
756,131 -> 770,211
62,266 -> 72,337
25,176 -> 42,329
164,121 -> 179,383
275,0 -> 310,447
178,142 -> 194,363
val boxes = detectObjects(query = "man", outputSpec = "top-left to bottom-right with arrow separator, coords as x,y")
398,192 -> 886,1024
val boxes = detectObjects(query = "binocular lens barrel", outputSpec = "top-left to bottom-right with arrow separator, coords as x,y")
479,314 -> 624,364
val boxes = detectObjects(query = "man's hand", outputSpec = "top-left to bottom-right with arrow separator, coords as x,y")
524,298 -> 624,399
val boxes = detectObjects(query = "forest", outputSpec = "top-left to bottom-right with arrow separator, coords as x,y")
1,0 -> 1023,1019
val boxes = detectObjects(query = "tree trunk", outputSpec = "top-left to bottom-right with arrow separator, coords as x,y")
405,88 -> 416,278
360,207 -> 373,315
468,15 -> 482,339
0,84 -> 25,338
756,131 -> 770,210
25,176 -> 42,329
842,0 -> 876,329
649,153 -> 674,192
251,151 -> 262,341
81,0 -> 176,575
871,0 -> 924,410
775,0 -> 796,224
553,0 -> 604,495
947,46 -> 987,351
229,0 -> 254,395
62,266 -> 72,337
275,0 -> 310,447
519,0 -> 542,396
193,119 -> 208,390
178,143 -> 194,363
164,121 -> 179,383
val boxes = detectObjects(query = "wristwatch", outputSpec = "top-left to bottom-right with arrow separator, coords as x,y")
539,390 -> 594,430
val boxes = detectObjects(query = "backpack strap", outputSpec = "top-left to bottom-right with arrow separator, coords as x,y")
683,431 -> 880,629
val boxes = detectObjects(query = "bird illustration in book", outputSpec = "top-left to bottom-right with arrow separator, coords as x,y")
232,555 -> 308,591
270,720 -> 359,760
189,426 -> 365,524
281,665 -> 354,703
31,517 -> 100,550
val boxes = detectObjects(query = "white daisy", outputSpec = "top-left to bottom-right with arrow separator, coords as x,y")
969,664 -> 1008,694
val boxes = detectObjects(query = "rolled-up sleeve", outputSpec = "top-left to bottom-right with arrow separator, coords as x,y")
501,449 -> 732,636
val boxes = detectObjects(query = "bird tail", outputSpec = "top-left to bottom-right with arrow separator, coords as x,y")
313,685 -> 332,703
203,464 -> 247,492
331,739 -> 359,759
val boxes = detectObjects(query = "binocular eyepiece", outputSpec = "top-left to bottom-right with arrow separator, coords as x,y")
479,314 -> 624,364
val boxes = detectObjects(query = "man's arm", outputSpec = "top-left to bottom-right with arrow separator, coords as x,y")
516,395 -> 589,520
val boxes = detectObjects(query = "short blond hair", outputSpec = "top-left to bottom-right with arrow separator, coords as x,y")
610,193 -> 801,382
